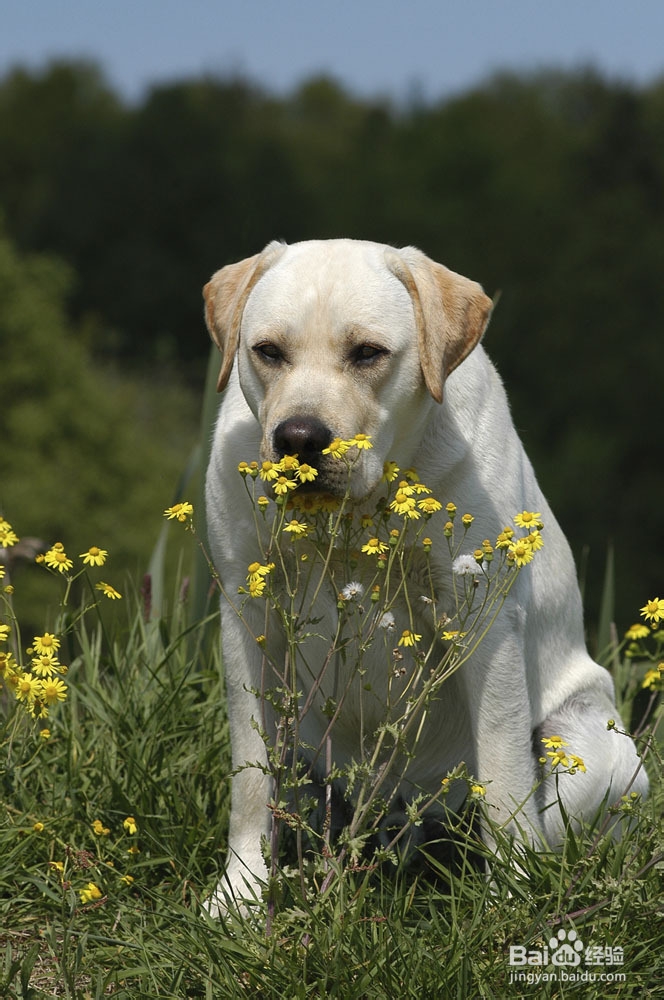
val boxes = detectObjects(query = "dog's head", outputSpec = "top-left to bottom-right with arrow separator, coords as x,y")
204,239 -> 492,499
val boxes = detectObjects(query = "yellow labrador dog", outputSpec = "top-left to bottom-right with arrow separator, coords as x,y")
203,239 -> 647,914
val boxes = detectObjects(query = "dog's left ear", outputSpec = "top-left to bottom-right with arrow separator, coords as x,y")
386,247 -> 493,403
203,241 -> 285,392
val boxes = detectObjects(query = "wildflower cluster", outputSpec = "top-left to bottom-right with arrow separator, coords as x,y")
539,734 -> 586,775
39,815 -> 140,908
221,433 -> 550,894
623,598 -> 664,693
0,516 -> 122,725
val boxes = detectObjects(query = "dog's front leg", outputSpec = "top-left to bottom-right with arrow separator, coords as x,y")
207,605 -> 275,916
461,635 -> 544,848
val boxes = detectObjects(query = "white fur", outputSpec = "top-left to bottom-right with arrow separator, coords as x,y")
204,240 -> 647,914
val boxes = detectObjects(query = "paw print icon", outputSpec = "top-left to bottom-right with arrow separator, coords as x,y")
549,928 -> 584,967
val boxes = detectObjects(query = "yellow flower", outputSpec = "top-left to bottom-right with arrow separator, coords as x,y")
96,582 -> 122,600
640,597 -> 664,624
31,653 -> 59,677
296,463 -> 318,483
461,513 -> 474,527
642,666 -> 663,690
417,497 -> 442,514
163,502 -> 193,522
44,547 -> 73,574
79,882 -> 103,904
259,460 -> 281,481
514,511 -> 542,529
92,819 -> 111,836
541,735 -> 568,749
322,438 -> 350,459
16,673 -> 42,704
508,539 -> 534,567
351,433 -> 373,450
547,749 -> 570,769
33,633 -> 61,656
362,537 -> 388,556
123,816 -> 138,835
41,678 -> 68,705
441,630 -> 464,642
280,455 -> 300,472
625,623 -> 650,641
283,519 -> 311,537
526,530 -> 544,552
0,624 -> 10,643
39,728 -> 51,740
470,783 -> 486,796
390,490 -> 417,516
382,461 -> 400,482
273,475 -> 298,496
120,874 -> 134,885
0,519 -> 19,547
32,822 -> 45,833
79,546 -> 108,567
568,754 -> 586,773
398,629 -> 421,647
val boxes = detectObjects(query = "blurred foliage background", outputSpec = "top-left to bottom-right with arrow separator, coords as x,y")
0,59 -> 661,630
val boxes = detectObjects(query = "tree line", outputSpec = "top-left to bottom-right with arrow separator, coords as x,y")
1,59 -> 662,623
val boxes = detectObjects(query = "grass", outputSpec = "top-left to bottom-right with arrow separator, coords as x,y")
0,560 -> 662,999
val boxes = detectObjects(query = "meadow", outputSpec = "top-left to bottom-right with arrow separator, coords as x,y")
0,428 -> 662,999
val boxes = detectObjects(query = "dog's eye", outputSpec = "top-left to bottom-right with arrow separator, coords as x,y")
352,343 -> 388,365
253,342 -> 283,363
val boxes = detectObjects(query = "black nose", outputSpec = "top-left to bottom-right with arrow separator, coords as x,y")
273,416 -> 333,462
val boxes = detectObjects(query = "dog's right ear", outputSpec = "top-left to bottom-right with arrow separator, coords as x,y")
203,242 -> 285,392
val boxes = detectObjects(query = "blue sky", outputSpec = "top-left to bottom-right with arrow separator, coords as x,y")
3,1 -> 664,102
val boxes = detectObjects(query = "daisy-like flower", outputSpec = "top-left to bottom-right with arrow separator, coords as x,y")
273,475 -> 298,496
547,748 -> 570,769
568,754 -> 586,773
362,537 -> 389,556
640,597 -> 664,624
461,513 -> 474,528
0,650 -> 18,679
0,519 -> 19,547
32,632 -> 60,656
31,653 -> 59,678
280,455 -> 300,473
389,490 -> 417,516
163,502 -> 193,522
96,582 -> 122,600
508,539 -> 534,567
642,666 -> 663,690
16,673 -> 42,704
453,554 -> 478,577
398,629 -> 421,647
526,530 -> 544,552
258,460 -> 281,481
41,677 -> 68,705
441,630 -> 464,642
351,433 -> 373,450
296,463 -> 318,483
514,511 -> 542,530
541,735 -> 568,749
0,624 -> 10,643
44,547 -> 73,574
322,437 -> 350,459
625,623 -> 650,641
283,518 -> 311,537
79,882 -> 103,904
418,497 -> 442,514
495,528 -> 515,549
340,581 -> 364,601
92,819 -> 110,836
79,546 -> 108,567
470,783 -> 486,796
382,461 -> 400,482
123,816 -> 138,835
